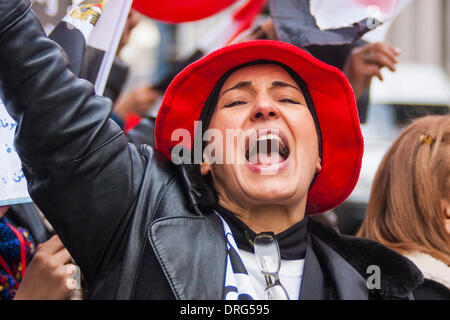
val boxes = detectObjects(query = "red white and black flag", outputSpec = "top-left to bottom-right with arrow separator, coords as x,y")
0,0 -> 132,206
37,0 -> 132,95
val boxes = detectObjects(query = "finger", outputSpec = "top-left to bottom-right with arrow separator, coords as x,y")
372,43 -> 399,64
37,235 -> 65,255
381,43 -> 402,57
0,206 -> 10,217
370,51 -> 397,72
65,264 -> 81,292
65,263 -> 78,278
374,70 -> 384,81
365,65 -> 384,81
379,45 -> 399,64
52,247 -> 73,266
362,43 -> 398,68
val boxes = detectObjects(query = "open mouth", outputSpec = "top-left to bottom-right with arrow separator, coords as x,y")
245,129 -> 290,166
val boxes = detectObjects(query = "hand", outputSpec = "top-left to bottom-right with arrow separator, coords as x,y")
260,19 -> 277,40
0,206 -> 9,218
14,235 -> 81,300
113,86 -> 161,121
343,42 -> 401,100
233,18 -> 277,43
116,9 -> 141,56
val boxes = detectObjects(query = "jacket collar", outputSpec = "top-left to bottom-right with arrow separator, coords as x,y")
404,251 -> 450,289
148,213 -> 369,300
149,212 -> 227,300
300,232 -> 369,299
308,218 -> 424,298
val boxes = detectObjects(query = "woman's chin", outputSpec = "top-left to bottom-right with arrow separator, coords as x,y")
242,182 -> 305,205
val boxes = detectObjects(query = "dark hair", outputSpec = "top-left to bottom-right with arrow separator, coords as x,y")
184,60 -> 323,210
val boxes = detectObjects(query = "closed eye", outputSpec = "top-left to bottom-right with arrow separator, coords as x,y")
279,98 -> 300,104
224,100 -> 247,108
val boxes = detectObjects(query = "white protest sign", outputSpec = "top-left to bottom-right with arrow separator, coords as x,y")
0,99 -> 32,206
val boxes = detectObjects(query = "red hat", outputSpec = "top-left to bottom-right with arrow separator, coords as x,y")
132,0 -> 238,23
155,40 -> 364,214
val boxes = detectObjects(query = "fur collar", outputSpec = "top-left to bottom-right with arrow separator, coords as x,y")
404,251 -> 450,289
308,219 -> 424,298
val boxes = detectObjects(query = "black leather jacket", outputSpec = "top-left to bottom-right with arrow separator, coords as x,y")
0,0 -> 423,300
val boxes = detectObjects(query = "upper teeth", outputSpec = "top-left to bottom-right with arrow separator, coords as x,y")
246,133 -> 289,160
256,134 -> 286,149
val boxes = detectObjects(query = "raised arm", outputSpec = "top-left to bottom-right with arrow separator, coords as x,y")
0,0 -> 146,283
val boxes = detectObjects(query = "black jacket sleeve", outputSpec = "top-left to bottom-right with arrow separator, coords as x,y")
0,0 -> 146,284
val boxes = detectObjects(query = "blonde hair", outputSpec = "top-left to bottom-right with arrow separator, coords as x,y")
357,115 -> 450,265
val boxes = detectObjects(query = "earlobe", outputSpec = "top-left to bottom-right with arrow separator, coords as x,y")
315,158 -> 322,173
442,199 -> 450,234
200,161 -> 212,176
445,219 -> 450,235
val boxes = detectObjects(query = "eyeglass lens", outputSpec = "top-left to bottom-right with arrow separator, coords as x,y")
254,233 -> 281,274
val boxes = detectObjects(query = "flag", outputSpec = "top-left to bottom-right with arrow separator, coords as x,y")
0,0 -> 132,206
49,0 -> 132,94
269,0 -> 412,48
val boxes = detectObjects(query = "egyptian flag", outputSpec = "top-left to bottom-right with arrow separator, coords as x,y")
48,0 -> 132,95
48,1 -> 106,77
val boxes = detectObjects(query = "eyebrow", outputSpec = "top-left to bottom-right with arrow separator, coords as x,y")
271,81 -> 301,92
220,81 -> 252,97
220,80 -> 301,98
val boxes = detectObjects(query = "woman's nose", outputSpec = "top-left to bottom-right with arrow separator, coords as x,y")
250,96 -> 280,121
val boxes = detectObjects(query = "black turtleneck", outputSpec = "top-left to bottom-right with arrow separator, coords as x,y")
215,205 -> 308,260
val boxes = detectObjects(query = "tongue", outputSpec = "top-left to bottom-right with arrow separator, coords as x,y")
257,152 -> 283,165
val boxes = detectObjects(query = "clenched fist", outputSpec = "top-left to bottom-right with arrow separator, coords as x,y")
14,235 -> 82,300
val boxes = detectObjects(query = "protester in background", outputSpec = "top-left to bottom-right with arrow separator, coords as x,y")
0,1 -> 423,299
106,9 -> 161,130
358,115 -> 450,299
112,86 -> 160,125
0,206 -> 80,300
104,9 -> 141,104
